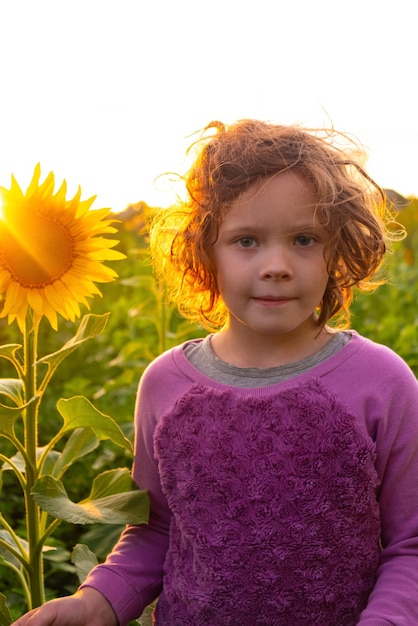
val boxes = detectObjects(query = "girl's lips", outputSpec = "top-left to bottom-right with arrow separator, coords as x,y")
253,296 -> 293,305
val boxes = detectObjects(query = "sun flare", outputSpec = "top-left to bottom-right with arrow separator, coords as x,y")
0,164 -> 125,330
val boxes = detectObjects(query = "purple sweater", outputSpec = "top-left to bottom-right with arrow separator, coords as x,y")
82,332 -> 418,625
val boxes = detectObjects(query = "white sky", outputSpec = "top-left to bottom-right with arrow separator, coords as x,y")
0,0 -> 417,212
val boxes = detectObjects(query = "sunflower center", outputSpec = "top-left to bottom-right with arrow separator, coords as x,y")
0,215 -> 75,287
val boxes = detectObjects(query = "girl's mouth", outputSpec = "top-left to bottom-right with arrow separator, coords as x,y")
253,296 -> 293,306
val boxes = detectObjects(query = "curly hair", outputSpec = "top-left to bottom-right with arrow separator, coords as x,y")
150,119 -> 400,331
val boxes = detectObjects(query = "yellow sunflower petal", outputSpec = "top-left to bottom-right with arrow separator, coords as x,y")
43,283 -> 67,312
26,163 -> 42,196
74,193 -> 97,218
60,271 -> 102,298
9,175 -> 25,199
1,283 -> 29,329
13,312 -> 25,333
44,308 -> 59,331
27,289 -> 46,317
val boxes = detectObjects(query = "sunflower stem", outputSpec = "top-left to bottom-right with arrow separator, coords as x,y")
23,314 -> 45,609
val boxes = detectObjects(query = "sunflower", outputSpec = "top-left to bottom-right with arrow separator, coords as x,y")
0,164 -> 125,330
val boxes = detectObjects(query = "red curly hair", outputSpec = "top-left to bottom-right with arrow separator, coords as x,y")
150,119 -> 399,331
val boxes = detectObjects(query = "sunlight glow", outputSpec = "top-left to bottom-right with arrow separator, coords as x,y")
0,165 -> 124,330
1,213 -> 74,286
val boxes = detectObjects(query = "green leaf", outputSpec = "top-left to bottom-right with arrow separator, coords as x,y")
40,449 -> 61,476
0,592 -> 12,626
71,543 -> 99,584
52,428 -> 100,479
2,448 -> 59,474
77,523 -> 124,558
0,529 -> 27,570
0,405 -> 21,439
36,313 -> 110,369
1,451 -> 23,472
0,395 -> 38,439
56,396 -> 132,453
32,474 -> 149,525
0,379 -> 24,406
0,343 -> 22,367
89,468 -> 136,499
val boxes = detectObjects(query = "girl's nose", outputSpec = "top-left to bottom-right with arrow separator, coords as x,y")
260,246 -> 293,280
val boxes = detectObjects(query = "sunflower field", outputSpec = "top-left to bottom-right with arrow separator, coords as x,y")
0,193 -> 417,624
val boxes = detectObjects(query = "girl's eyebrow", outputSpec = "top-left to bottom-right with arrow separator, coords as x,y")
220,224 -> 266,237
288,223 -> 327,233
224,222 -> 325,233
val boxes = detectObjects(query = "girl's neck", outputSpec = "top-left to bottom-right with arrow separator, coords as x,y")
211,324 -> 336,369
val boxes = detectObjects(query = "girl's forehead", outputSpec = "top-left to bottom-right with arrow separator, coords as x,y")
244,170 -> 314,199
226,171 -> 317,218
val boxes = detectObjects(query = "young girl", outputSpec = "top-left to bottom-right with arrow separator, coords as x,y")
13,120 -> 418,626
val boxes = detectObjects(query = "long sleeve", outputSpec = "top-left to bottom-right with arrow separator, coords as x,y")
357,362 -> 418,624
322,336 -> 418,624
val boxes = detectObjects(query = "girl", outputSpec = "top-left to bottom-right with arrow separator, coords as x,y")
13,120 -> 418,625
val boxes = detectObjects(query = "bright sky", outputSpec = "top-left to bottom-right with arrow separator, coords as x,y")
0,0 -> 417,212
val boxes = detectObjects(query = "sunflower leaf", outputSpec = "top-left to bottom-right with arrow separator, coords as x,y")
88,468 -> 136,499
0,530 -> 27,571
36,313 -> 110,369
2,449 -> 59,475
71,543 -> 99,584
0,395 -> 39,439
56,396 -> 132,453
0,344 -> 22,368
52,428 -> 100,479
31,474 -> 149,525
0,591 -> 12,626
0,379 -> 24,407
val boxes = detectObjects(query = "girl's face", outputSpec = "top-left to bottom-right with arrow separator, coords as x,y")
211,170 -> 331,364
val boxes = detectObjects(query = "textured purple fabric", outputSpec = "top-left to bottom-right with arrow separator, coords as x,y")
81,332 -> 418,626
153,379 -> 381,625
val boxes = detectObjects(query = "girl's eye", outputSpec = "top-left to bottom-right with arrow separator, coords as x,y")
237,237 -> 257,248
295,235 -> 316,247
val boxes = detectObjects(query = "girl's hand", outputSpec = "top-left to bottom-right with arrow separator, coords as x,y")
10,588 -> 118,626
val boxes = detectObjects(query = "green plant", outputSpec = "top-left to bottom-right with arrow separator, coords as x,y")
0,168 -> 149,624
350,200 -> 418,375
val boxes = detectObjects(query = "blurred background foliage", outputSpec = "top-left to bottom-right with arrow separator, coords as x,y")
350,195 -> 418,372
1,194 -> 417,622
